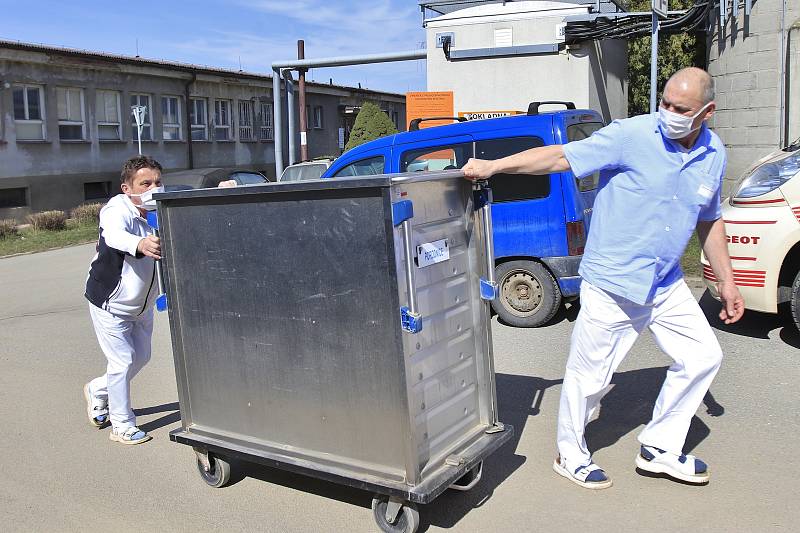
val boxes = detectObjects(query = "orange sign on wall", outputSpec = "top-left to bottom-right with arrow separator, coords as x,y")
405,91 -> 454,130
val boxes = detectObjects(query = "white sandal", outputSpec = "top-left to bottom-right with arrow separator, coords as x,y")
553,455 -> 613,489
109,426 -> 152,445
83,383 -> 109,428
636,445 -> 709,484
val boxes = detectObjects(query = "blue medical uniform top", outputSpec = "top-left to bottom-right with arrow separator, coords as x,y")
562,113 -> 726,305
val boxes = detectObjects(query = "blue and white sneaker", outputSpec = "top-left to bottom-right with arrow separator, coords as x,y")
553,455 -> 613,489
636,445 -> 710,484
109,426 -> 152,445
83,383 -> 109,428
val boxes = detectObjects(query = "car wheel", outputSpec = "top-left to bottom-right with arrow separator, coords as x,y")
790,269 -> 800,331
491,260 -> 561,327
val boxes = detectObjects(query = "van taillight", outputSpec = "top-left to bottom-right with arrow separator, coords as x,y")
567,221 -> 586,256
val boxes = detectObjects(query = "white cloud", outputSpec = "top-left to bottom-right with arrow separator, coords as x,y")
169,1 -> 426,92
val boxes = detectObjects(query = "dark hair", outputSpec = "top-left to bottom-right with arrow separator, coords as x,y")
120,155 -> 163,184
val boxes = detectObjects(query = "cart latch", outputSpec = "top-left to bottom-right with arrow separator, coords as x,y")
392,199 -> 414,226
400,306 -> 422,334
480,278 -> 498,301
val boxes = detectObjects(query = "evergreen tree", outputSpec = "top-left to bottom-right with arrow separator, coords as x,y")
627,0 -> 703,116
345,102 -> 398,151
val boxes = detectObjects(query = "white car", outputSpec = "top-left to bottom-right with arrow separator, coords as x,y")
278,159 -> 334,182
701,137 -> 800,327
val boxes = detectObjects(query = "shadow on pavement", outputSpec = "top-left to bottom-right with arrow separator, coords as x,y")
221,373 -> 544,532
134,402 -> 181,433
417,373 -> 556,531
496,299 -> 580,328
699,291 -> 800,348
585,367 -> 723,456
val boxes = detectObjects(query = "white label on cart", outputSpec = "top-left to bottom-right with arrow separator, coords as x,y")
417,239 -> 449,268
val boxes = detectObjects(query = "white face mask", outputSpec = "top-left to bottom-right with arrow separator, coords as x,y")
658,102 -> 712,140
129,186 -> 164,211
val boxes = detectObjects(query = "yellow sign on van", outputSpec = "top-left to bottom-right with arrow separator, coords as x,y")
458,110 -> 524,121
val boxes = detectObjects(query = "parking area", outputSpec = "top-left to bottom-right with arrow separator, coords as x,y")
0,243 -> 797,532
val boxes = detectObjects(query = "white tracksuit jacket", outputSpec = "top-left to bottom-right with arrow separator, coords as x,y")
85,194 -> 157,318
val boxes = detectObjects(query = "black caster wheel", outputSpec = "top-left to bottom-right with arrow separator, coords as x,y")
196,454 -> 231,488
371,496 -> 419,533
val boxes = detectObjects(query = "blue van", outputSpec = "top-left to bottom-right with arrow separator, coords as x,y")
321,103 -> 604,327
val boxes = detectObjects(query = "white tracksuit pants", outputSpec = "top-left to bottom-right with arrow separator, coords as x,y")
556,279 -> 723,472
88,304 -> 153,430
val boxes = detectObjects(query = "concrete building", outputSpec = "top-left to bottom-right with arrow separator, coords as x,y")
708,0 -> 800,193
0,40 -> 405,221
423,1 -> 628,123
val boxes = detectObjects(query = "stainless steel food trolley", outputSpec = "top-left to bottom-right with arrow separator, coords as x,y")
154,171 -> 513,533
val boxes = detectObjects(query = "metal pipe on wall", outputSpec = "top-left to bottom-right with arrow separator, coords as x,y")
649,13 -> 659,113
272,67 -> 284,175
184,72 -> 196,169
271,49 -> 426,176
285,70 -> 297,166
780,0 -> 787,146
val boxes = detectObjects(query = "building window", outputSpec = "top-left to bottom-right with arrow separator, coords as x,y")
305,105 -> 311,129
391,111 -> 400,130
258,102 -> 273,141
56,87 -> 85,140
130,93 -> 152,141
190,98 -> 208,140
0,187 -> 28,208
84,181 -> 113,201
96,90 -> 121,140
238,100 -> 254,141
313,106 -> 324,129
162,96 -> 182,140
214,99 -> 232,140
12,84 -> 45,140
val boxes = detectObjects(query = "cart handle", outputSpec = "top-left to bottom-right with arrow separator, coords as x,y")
393,200 -> 422,334
146,211 -> 168,312
474,185 -> 498,301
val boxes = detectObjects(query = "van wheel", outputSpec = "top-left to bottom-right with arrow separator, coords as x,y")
492,260 -> 561,327
790,270 -> 800,331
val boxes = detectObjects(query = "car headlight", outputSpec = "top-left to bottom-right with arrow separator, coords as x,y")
733,151 -> 800,198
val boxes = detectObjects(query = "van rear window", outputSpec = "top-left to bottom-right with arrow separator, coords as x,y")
475,137 -> 550,203
567,122 -> 604,192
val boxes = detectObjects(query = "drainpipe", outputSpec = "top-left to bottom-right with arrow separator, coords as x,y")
184,72 -> 196,169
272,67 -> 284,175
285,70 -> 297,166
780,0 -> 787,146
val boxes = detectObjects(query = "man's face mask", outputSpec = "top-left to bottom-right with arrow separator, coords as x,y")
129,186 -> 164,210
658,101 -> 712,140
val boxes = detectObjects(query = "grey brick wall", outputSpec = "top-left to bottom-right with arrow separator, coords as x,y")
708,0 -> 799,195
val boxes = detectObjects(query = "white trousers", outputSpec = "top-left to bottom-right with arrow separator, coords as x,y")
88,304 -> 153,430
556,279 -> 723,472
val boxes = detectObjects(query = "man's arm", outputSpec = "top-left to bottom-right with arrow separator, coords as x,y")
100,206 -> 161,260
697,217 -> 744,324
463,145 -> 571,180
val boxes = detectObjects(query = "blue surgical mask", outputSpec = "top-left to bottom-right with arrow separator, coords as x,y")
658,102 -> 712,139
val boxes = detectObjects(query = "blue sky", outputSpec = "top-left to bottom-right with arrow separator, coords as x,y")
0,0 -> 427,94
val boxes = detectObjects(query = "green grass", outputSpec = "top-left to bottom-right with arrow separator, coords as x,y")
681,232 -> 703,278
0,219 -> 97,257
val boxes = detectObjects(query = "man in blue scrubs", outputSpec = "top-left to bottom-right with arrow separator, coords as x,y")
463,67 -> 744,489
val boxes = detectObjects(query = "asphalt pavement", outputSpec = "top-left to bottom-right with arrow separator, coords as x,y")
0,243 -> 797,532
